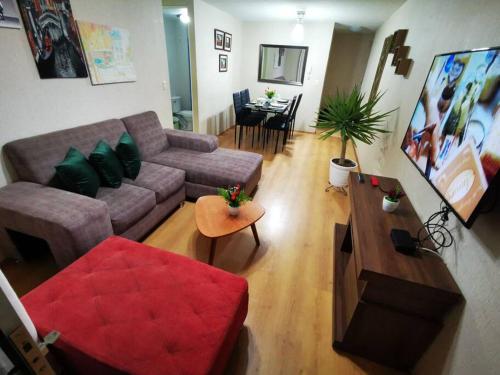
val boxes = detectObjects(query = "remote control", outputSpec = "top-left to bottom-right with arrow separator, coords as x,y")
358,173 -> 365,183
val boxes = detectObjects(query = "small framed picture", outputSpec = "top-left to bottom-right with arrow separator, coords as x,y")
219,54 -> 228,72
0,0 -> 21,29
214,29 -> 224,50
224,32 -> 232,52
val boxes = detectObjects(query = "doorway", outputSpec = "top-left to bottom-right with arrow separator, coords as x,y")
163,7 -> 193,131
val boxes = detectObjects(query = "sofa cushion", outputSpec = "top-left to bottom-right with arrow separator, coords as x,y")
89,140 -> 124,188
121,111 -> 168,160
4,119 -> 127,185
96,184 -> 156,234
165,129 -> 218,153
149,147 -> 263,190
124,161 -> 185,203
55,147 -> 100,198
115,132 -> 141,180
21,236 -> 249,375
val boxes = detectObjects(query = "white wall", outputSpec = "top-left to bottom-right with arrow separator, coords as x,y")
0,0 -> 173,188
240,21 -> 334,133
192,0 -> 242,135
359,0 -> 500,374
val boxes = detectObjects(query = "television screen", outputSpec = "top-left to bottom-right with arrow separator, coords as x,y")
402,47 -> 500,227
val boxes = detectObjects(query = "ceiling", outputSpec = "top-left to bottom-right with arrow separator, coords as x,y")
203,0 -> 405,29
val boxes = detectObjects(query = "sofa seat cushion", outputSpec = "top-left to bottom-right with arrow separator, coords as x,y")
149,147 -> 263,190
96,184 -> 156,234
21,236 -> 249,375
124,161 -> 185,203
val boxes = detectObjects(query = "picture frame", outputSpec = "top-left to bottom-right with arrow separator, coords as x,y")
17,0 -> 88,78
219,54 -> 228,72
224,32 -> 232,52
214,29 -> 224,50
0,0 -> 21,29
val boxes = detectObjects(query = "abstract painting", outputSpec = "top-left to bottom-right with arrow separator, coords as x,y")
0,0 -> 21,29
77,21 -> 136,85
17,0 -> 87,78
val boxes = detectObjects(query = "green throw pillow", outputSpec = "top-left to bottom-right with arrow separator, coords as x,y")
115,132 -> 141,180
89,140 -> 124,188
55,147 -> 100,197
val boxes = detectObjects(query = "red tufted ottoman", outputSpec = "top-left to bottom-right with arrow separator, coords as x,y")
21,236 -> 248,375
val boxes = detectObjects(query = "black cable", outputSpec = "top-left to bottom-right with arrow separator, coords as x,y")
416,202 -> 454,251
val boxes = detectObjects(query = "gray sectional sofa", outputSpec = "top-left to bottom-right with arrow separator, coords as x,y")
0,111 -> 262,267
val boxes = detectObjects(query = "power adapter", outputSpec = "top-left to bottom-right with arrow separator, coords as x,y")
390,229 -> 417,255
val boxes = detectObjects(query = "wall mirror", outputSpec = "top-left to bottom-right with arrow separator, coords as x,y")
258,44 -> 308,86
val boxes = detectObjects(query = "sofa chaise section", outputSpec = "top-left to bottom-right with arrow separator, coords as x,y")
122,111 -> 263,198
0,118 -> 185,267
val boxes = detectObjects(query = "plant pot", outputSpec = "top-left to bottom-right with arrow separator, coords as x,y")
329,158 -> 358,187
382,196 -> 400,212
228,206 -> 240,216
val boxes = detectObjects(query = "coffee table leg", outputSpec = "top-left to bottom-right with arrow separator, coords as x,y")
209,238 -> 217,265
251,223 -> 260,246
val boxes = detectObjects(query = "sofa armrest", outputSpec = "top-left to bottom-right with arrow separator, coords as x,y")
164,129 -> 218,153
0,182 -> 113,267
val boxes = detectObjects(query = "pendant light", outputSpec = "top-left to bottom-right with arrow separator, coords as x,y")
291,10 -> 305,42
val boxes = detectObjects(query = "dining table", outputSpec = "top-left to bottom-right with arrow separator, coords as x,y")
244,98 -> 291,114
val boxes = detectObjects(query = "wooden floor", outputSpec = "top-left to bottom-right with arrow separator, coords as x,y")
1,127 -> 402,375
146,128 -> 402,375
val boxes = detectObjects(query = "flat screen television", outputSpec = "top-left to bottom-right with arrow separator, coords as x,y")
402,47 -> 500,227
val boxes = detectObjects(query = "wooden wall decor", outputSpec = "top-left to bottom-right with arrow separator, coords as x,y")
391,46 -> 410,66
369,35 -> 394,101
389,29 -> 413,77
389,29 -> 408,53
369,29 -> 413,100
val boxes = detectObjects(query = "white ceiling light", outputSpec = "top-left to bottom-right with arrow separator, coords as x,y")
178,9 -> 190,24
291,10 -> 305,42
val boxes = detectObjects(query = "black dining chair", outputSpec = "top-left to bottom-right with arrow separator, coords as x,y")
233,91 -> 265,148
240,88 -> 267,138
263,96 -> 297,153
241,89 -> 251,105
289,93 -> 302,138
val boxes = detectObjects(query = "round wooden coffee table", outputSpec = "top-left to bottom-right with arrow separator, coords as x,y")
195,196 -> 265,265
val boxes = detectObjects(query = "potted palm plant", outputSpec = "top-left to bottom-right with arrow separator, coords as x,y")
313,86 -> 396,188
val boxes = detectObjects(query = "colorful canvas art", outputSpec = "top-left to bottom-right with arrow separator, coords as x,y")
0,0 -> 21,29
77,21 -> 136,85
17,0 -> 87,78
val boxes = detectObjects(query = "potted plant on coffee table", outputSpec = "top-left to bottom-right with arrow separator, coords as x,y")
313,86 -> 396,190
217,184 -> 252,216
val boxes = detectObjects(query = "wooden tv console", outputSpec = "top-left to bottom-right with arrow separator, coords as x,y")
333,173 -> 462,370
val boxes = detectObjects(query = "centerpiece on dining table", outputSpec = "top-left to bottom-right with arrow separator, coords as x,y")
265,87 -> 276,102
217,184 -> 252,216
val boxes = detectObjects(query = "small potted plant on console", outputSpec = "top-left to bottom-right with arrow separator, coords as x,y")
217,184 -> 252,216
383,184 -> 405,213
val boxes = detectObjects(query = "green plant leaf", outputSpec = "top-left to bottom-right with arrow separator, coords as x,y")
312,86 -> 397,150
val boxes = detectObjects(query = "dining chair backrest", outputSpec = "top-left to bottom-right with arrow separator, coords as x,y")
284,96 -> 297,124
233,91 -> 243,115
291,93 -> 303,121
240,89 -> 251,105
